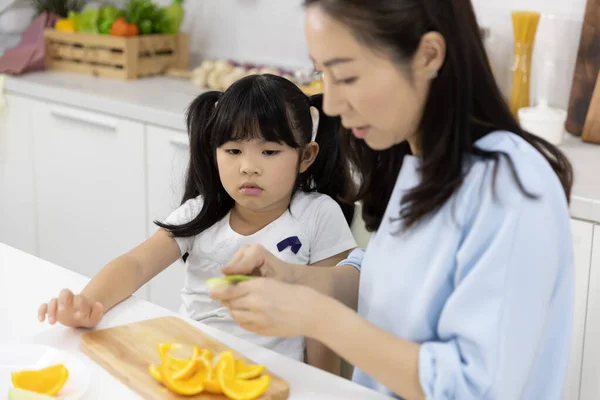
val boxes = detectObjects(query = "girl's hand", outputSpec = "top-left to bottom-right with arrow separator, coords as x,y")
210,278 -> 326,338
38,289 -> 104,328
222,245 -> 292,282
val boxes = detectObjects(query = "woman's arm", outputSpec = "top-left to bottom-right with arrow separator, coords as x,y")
40,228 -> 182,327
312,295 -> 424,399
81,228 -> 181,311
305,250 -> 353,376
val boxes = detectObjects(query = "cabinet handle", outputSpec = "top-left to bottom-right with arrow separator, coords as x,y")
169,136 -> 190,148
50,107 -> 118,131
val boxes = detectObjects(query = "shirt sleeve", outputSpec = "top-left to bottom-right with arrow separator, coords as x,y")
163,196 -> 204,256
337,248 -> 365,272
418,159 -> 574,399
308,196 -> 357,264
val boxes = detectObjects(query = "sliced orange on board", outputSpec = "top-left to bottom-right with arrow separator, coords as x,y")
222,376 -> 271,400
148,343 -> 270,399
236,359 -> 265,380
11,364 -> 69,396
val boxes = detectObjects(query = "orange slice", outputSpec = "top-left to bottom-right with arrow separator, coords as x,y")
148,364 -> 163,384
235,360 -> 265,380
157,343 -> 182,362
222,375 -> 271,400
11,364 -> 69,396
203,376 -> 223,394
216,351 -> 236,382
171,346 -> 200,380
160,353 -> 211,396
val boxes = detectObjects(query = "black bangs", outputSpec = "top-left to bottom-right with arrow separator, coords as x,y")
209,74 -> 308,150
156,73 -> 357,239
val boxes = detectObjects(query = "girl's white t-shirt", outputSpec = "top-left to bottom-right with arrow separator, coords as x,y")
164,191 -> 357,361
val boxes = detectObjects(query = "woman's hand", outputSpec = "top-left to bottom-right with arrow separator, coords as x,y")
222,244 -> 293,282
210,278 -> 327,338
38,289 -> 104,328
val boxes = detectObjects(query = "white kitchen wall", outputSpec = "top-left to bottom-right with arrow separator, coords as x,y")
164,0 -> 586,110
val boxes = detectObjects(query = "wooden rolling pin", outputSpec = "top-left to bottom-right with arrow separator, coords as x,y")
582,71 -> 600,144
566,0 -> 600,136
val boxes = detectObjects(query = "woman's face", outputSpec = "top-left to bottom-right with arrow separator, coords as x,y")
304,5 -> 441,153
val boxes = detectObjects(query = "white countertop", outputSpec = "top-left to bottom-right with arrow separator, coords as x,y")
4,71 -> 600,223
0,243 -> 391,400
5,71 -> 205,132
558,135 -> 600,224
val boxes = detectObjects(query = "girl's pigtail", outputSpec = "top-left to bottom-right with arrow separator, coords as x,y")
305,94 -> 356,225
155,90 -> 233,237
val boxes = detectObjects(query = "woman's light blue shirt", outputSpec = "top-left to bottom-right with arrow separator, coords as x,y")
342,131 -> 574,399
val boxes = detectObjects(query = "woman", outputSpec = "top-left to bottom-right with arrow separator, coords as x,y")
211,0 -> 575,399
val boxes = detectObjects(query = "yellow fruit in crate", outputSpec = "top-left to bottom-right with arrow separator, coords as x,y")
11,364 -> 69,396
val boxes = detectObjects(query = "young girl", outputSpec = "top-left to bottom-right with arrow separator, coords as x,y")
38,73 -> 357,372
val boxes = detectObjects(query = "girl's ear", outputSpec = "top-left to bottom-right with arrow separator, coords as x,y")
299,142 -> 320,173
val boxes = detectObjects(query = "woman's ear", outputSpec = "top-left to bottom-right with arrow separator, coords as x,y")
299,142 -> 320,173
412,31 -> 446,81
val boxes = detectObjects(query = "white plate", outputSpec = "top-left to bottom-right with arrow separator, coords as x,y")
0,344 -> 90,399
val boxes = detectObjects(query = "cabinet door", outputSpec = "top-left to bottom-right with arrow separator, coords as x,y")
580,224 -> 600,400
146,125 -> 189,311
32,102 -> 147,294
565,219 -> 594,400
0,94 -> 37,255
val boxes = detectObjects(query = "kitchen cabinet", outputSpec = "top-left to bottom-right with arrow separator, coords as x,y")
146,125 -> 190,311
31,101 -> 148,300
580,224 -> 600,400
565,219 -> 594,400
0,94 -> 37,255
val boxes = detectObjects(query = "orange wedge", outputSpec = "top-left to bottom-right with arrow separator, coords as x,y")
203,376 -> 223,394
222,375 -> 271,400
216,351 -> 236,382
171,346 -> 200,380
148,364 -> 163,384
11,364 -> 69,396
235,359 -> 265,380
160,352 -> 211,396
158,343 -> 182,362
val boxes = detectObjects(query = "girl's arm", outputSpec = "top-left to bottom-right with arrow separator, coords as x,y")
305,250 -> 353,376
39,228 -> 181,327
81,228 -> 181,310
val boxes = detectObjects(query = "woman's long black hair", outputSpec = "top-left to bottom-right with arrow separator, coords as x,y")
304,0 -> 573,231
156,73 -> 355,237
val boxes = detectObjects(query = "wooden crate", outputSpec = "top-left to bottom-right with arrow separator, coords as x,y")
43,29 -> 189,80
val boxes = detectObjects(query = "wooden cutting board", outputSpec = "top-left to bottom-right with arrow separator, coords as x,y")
80,317 -> 290,400
582,71 -> 600,143
565,0 -> 600,136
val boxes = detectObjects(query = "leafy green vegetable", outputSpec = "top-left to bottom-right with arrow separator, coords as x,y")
122,0 -> 172,34
98,18 -> 113,35
69,7 -> 99,33
164,0 -> 184,34
99,5 -> 120,23
97,4 -> 121,34
139,19 -> 153,35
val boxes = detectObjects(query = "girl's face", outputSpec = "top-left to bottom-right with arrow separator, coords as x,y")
216,139 -> 318,213
304,5 -> 444,153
